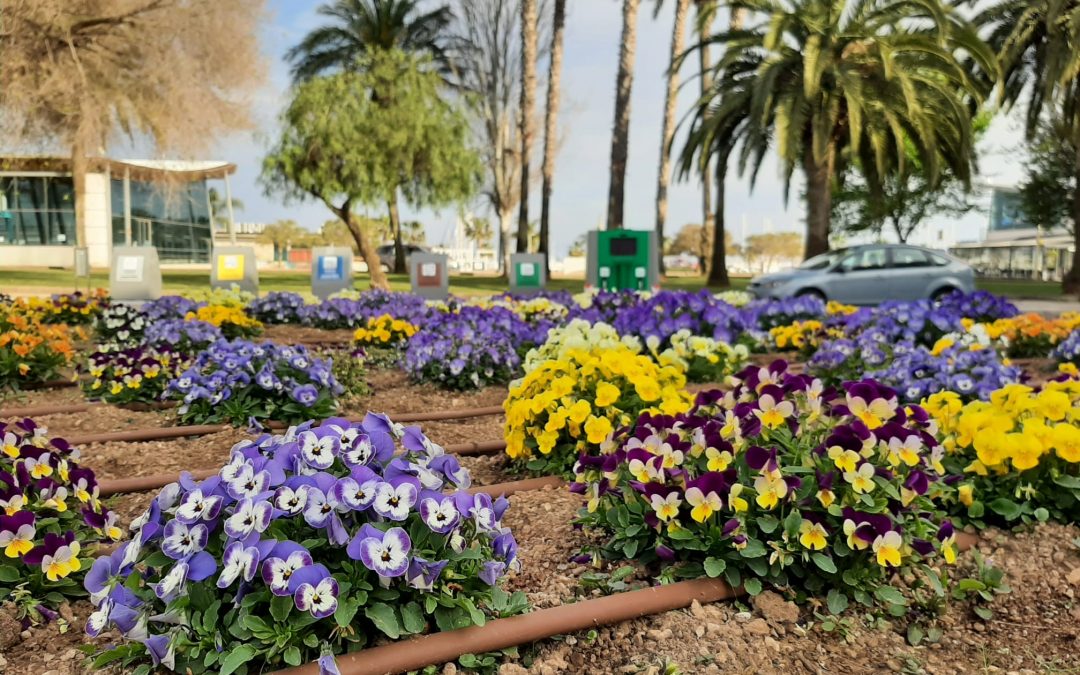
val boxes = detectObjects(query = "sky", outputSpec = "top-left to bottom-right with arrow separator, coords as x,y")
196,0 -> 1029,257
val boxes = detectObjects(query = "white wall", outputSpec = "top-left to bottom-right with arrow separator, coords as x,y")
0,245 -> 76,268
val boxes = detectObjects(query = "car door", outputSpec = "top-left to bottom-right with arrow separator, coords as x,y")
887,246 -> 934,301
825,246 -> 890,304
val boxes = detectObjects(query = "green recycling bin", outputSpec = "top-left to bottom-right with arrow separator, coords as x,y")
586,229 -> 659,291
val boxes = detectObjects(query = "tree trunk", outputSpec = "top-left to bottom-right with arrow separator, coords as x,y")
517,0 -> 539,253
498,206 -> 514,277
389,194 -> 405,274
656,0 -> 691,276
605,0 -> 641,230
708,151 -> 731,287
331,199 -> 388,290
697,1 -> 714,272
71,142 -> 89,250
539,0 -> 566,278
1066,141 -> 1080,294
804,147 -> 835,259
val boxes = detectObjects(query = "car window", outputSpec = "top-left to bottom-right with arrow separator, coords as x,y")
927,252 -> 950,266
891,247 -> 930,268
799,249 -> 845,270
838,247 -> 888,272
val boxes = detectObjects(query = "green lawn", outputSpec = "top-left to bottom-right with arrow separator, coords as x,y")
0,267 -> 1067,300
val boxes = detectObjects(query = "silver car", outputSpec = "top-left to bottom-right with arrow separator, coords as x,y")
747,244 -> 975,304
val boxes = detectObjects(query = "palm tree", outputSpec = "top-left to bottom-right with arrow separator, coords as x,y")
207,188 -> 244,234
695,0 -> 715,271
538,0 -> 567,276
464,215 -> 496,250
655,0 -> 692,275
978,0 -> 1080,292
286,0 -> 455,274
516,0 -> 540,254
698,0 -> 994,259
606,0 -> 642,230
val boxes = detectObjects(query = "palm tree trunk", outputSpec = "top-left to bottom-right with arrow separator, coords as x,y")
71,141 -> 88,251
499,206 -> 514,276
804,148 -> 835,259
708,150 -> 730,287
656,0 -> 691,276
539,0 -> 567,278
1066,140 -> 1080,294
332,199 -> 388,290
606,0 -> 641,230
389,194 -> 406,274
517,0 -> 539,253
697,1 -> 714,270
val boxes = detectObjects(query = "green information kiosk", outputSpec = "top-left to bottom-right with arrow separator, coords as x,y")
585,229 -> 659,292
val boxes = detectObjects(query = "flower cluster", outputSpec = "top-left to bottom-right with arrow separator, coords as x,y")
82,346 -> 186,405
404,306 -> 528,390
0,310 -> 77,387
144,319 -> 224,352
935,290 -> 1018,324
165,340 -> 343,425
36,290 -> 109,326
870,341 -> 1020,403
808,330 -> 900,386
182,286 -> 255,309
926,380 -> 1080,525
741,295 -> 828,332
300,290 -> 433,330
1052,329 -> 1080,366
95,303 -> 148,345
966,313 -> 1080,359
186,305 -> 263,340
522,320 -> 642,374
714,290 -> 754,307
574,362 -> 955,603
610,290 -> 748,348
505,344 -> 692,475
248,292 -> 309,325
648,330 -> 749,384
83,415 -> 524,673
1,419 -> 121,621
143,296 -> 203,322
769,320 -> 841,354
353,314 -> 418,349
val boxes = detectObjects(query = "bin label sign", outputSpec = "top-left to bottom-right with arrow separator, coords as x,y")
317,255 -> 344,281
218,254 -> 244,281
418,262 -> 440,287
519,262 -> 535,277
116,256 -> 144,282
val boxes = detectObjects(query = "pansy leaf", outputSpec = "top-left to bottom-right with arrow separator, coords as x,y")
270,594 -> 292,623
811,553 -> 837,574
739,539 -> 767,558
283,647 -> 302,667
756,516 -> 779,534
988,498 -> 1021,521
826,589 -> 848,615
873,586 -> 908,606
703,557 -> 726,578
1053,475 -> 1080,490
743,578 -> 763,596
334,595 -> 361,628
220,645 -> 257,675
782,510 -> 802,537
0,565 -> 19,583
401,602 -> 426,634
366,602 -> 402,639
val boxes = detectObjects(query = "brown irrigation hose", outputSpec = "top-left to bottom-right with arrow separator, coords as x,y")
0,400 -> 175,418
274,576 -> 740,675
97,439 -> 509,497
65,424 -> 232,446
18,379 -> 78,390
262,405 -> 505,430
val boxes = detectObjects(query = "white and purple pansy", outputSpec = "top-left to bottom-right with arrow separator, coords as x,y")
151,551 -> 215,601
331,469 -> 379,511
351,526 -> 411,577
217,541 -> 261,588
173,488 -> 224,525
261,547 -> 315,596
299,430 -> 340,470
294,574 -> 339,619
273,484 -> 310,515
223,499 -> 273,539
419,496 -> 460,534
372,477 -> 419,521
161,520 -> 209,560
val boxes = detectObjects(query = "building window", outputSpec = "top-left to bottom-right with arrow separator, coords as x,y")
989,190 -> 1032,231
110,178 -> 212,263
0,176 -> 76,246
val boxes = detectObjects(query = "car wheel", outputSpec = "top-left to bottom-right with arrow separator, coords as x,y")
930,286 -> 958,303
796,289 -> 826,303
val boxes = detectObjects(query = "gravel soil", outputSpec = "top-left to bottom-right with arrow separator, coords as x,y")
261,324 -> 356,345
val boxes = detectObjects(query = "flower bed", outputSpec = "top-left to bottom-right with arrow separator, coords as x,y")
95,304 -> 148,346
0,309 -> 78,388
83,414 -> 524,673
574,361 -> 955,607
926,380 -> 1080,526
185,305 -> 263,340
1,418 -> 121,623
144,319 -> 224,352
165,340 -> 343,425
247,291 -> 308,324
353,314 -> 418,367
405,306 -> 531,390
505,343 -> 692,475
300,290 -> 433,330
82,346 -> 186,405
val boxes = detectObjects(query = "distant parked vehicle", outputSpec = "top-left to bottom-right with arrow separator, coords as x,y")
747,244 -> 975,304
376,243 -> 428,272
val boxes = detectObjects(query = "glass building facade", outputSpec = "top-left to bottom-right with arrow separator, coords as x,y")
0,176 -> 77,246
988,189 -> 1032,232
110,178 -> 212,263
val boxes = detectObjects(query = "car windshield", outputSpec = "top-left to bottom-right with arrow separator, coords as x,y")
798,250 -> 846,271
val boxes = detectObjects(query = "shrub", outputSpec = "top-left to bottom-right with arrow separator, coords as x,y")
0,418 -> 122,622
925,381 -> 1080,526
248,292 -> 308,325
95,304 -> 148,345
186,305 -> 263,340
82,346 -> 186,405
318,348 -> 371,406
505,343 -> 692,476
404,307 -> 528,390
166,340 -> 343,425
83,414 -> 524,673
574,362 -> 955,606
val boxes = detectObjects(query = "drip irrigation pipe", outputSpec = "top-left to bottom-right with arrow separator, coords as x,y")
0,400 -> 175,418
96,439 -> 510,497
